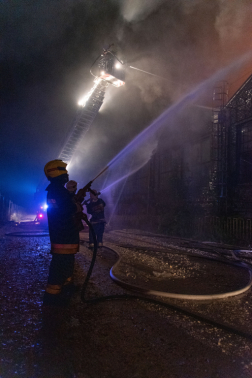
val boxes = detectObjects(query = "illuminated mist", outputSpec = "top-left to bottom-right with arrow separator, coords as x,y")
95,52 -> 252,195
2,0 -> 252,210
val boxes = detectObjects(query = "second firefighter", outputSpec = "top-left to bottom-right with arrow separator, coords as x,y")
85,190 -> 106,248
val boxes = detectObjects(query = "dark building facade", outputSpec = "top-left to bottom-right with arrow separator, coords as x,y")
227,75 -> 252,217
110,75 -> 252,244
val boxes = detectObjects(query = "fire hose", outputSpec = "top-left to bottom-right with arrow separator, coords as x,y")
81,219 -> 252,342
4,201 -> 252,341
4,162 -> 252,341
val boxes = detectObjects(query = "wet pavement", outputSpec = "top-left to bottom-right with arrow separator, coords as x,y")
1,223 -> 252,377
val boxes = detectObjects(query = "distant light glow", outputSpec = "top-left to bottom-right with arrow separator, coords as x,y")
43,204 -> 48,210
113,80 -> 125,87
39,214 -> 43,218
99,72 -> 125,87
115,63 -> 121,69
78,78 -> 102,107
66,161 -> 73,171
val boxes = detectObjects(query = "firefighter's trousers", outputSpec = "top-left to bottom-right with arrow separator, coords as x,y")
89,222 -> 105,244
43,254 -> 75,305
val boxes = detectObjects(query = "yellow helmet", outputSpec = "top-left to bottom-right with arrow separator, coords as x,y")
44,159 -> 68,179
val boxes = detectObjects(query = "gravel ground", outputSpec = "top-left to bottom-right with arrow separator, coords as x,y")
1,223 -> 252,377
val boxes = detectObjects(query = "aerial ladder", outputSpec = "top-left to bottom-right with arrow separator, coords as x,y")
58,46 -> 125,164
34,46 -> 125,212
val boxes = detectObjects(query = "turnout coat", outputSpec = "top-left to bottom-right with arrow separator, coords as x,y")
46,181 -> 80,254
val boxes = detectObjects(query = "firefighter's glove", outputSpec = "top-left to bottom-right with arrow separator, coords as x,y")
76,188 -> 87,202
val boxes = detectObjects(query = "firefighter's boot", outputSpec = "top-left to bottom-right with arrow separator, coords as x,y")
43,292 -> 69,307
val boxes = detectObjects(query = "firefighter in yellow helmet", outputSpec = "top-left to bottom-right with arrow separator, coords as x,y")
43,160 -> 86,306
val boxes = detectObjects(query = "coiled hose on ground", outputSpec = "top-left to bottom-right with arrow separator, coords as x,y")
81,220 -> 252,342
5,221 -> 252,341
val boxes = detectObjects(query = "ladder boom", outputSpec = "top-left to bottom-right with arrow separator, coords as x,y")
58,79 -> 108,163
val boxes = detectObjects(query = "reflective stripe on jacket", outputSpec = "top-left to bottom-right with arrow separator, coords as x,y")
51,243 -> 79,254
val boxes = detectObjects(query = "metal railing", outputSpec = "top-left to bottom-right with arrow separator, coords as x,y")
110,214 -> 252,246
0,193 -> 25,223
196,216 -> 252,245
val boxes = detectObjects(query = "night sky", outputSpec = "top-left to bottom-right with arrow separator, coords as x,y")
1,0 -> 252,211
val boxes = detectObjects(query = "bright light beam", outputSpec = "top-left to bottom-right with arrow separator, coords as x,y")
78,78 -> 102,107
129,65 -> 170,81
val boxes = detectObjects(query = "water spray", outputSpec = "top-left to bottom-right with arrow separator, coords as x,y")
82,51 -> 252,199
129,65 -> 170,81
